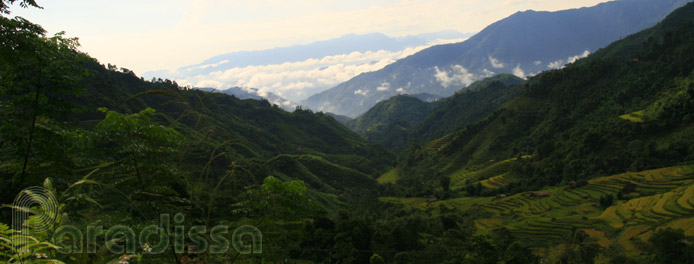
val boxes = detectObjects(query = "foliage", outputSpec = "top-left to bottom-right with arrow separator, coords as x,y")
0,0 -> 40,15
648,228 -> 694,263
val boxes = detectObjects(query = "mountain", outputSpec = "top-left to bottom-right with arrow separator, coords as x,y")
347,95 -> 436,133
75,64 -> 395,183
347,74 -> 523,152
142,31 -> 471,102
409,73 -> 524,144
377,4 -> 694,260
325,112 -> 352,126
390,1 -> 694,196
304,0 -> 692,117
144,31 -> 469,79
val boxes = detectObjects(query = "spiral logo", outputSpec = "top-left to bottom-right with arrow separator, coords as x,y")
11,186 -> 59,237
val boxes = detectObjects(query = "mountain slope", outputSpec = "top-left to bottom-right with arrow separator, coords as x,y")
347,95 -> 436,151
347,95 -> 435,136
392,1 -> 694,196
78,62 -> 395,180
348,74 -> 523,152
304,0 -> 692,117
410,73 -> 524,144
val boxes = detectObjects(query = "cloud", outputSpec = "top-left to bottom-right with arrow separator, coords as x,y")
434,65 -> 475,88
192,80 -> 224,88
489,56 -> 505,68
512,64 -> 525,78
188,60 -> 230,71
534,60 -> 542,65
377,82 -> 390,91
482,68 -> 495,77
567,50 -> 590,64
174,39 -> 466,102
547,59 -> 564,69
354,89 -> 368,96
547,50 -> 591,70
396,87 -> 405,93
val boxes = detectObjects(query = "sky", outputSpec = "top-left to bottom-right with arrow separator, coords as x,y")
10,0 -> 611,76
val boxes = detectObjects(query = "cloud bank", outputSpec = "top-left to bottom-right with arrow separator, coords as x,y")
174,38 -> 465,102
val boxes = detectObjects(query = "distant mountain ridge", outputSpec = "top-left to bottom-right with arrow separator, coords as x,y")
304,0 -> 692,117
142,31 -> 471,81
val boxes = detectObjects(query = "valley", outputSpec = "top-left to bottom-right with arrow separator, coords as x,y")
1,0 -> 694,263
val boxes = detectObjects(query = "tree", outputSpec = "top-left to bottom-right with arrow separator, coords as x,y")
560,229 -> 599,264
0,0 -> 41,15
370,254 -> 385,264
599,194 -> 614,208
467,235 -> 499,264
504,241 -> 539,264
0,15 -> 90,187
648,228 -> 694,263
94,107 -> 182,188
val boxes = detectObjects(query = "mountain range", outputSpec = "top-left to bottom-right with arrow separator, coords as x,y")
346,74 -> 524,152
304,0 -> 692,117
142,31 -> 471,102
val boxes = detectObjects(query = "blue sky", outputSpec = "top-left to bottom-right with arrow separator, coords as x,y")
10,0 -> 610,75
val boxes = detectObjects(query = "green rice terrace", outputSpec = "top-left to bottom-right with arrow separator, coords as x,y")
379,164 -> 694,262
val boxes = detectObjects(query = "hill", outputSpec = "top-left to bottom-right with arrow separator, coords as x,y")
374,4 -> 694,261
348,74 -> 523,152
304,0 -> 692,117
347,95 -> 436,150
391,1 -> 694,202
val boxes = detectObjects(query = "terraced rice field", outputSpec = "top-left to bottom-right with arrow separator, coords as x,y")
480,172 -> 516,189
377,169 -> 398,184
380,165 -> 694,255
619,110 -> 648,123
428,134 -> 454,150
449,157 -> 530,190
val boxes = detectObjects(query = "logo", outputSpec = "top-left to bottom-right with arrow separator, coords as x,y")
10,186 -> 261,258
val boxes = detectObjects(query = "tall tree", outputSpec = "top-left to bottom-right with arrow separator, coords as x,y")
0,15 -> 90,187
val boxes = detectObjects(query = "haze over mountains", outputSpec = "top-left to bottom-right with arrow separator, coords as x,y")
143,31 -> 471,102
304,0 -> 692,117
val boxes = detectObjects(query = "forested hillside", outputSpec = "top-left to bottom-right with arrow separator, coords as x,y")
374,3 -> 694,262
348,74 -> 523,152
391,1 -> 694,196
0,5 -> 394,262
